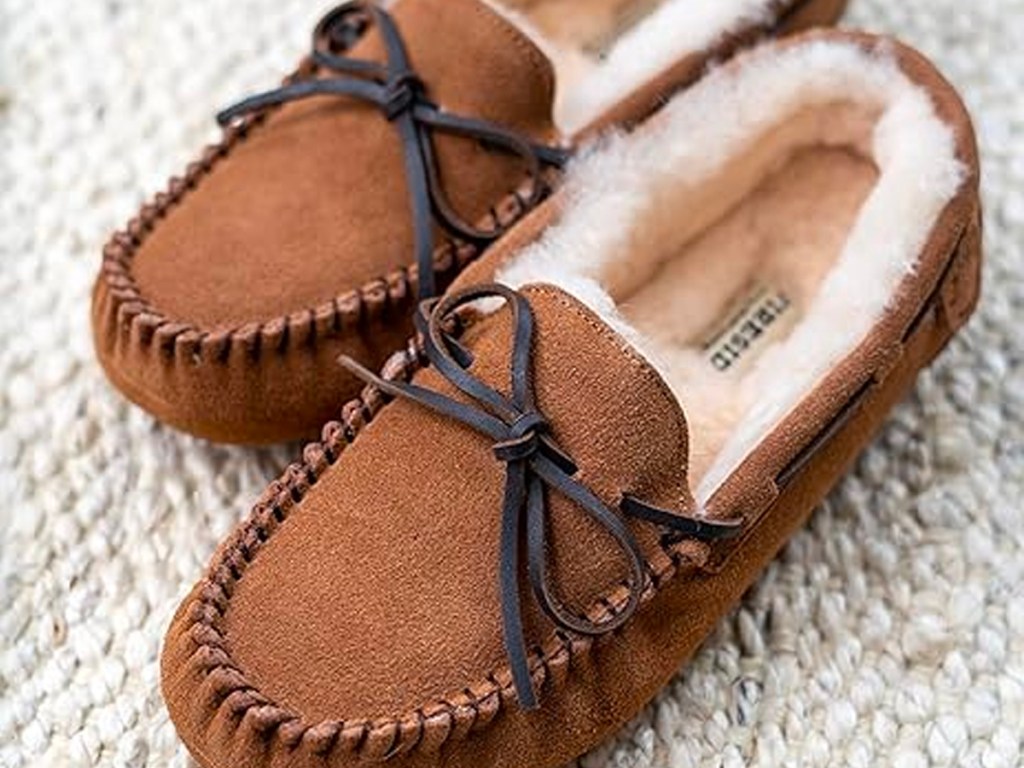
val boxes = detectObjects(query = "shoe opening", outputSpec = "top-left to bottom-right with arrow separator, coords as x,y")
497,37 -> 967,504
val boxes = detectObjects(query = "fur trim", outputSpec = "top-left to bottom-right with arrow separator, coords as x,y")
497,39 -> 966,504
486,0 -> 781,133
554,0 -> 776,133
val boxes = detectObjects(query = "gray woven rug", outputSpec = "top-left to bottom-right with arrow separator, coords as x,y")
2,0 -> 1022,766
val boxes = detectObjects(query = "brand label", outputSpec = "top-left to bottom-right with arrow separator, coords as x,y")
701,284 -> 794,373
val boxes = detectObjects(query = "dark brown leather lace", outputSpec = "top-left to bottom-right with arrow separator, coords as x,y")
217,2 -> 571,300
340,284 -> 743,709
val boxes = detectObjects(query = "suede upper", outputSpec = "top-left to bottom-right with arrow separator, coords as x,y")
221,286 -> 696,719
93,0 -> 572,444
161,284 -> 729,766
130,0 -> 558,329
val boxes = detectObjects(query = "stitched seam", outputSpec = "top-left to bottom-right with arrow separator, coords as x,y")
526,286 -> 693,519
527,286 -> 690,458
98,62 -> 558,368
470,0 -> 556,115
182,317 -> 700,759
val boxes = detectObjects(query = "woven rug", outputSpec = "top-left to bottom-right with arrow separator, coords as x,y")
1,0 -> 1022,766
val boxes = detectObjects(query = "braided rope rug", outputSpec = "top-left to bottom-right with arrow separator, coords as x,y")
2,0 -> 1022,766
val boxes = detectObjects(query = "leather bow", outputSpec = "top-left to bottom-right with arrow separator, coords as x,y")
217,2 -> 571,299
341,284 -> 743,709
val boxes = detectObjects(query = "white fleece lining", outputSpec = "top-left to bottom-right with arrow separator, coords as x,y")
496,40 -> 965,506
484,0 -> 780,134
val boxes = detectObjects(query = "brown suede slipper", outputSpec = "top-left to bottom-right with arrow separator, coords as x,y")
160,31 -> 980,768
92,0 -> 847,445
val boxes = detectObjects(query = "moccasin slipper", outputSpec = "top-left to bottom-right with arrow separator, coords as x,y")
161,30 -> 980,768
92,0 -> 846,444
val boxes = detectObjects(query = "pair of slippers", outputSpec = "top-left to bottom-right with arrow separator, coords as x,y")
94,1 -> 982,766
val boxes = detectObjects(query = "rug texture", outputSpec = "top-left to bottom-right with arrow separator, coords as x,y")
1,0 -> 1022,766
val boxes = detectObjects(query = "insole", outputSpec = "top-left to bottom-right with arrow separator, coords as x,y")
618,146 -> 879,483
500,0 -> 664,56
